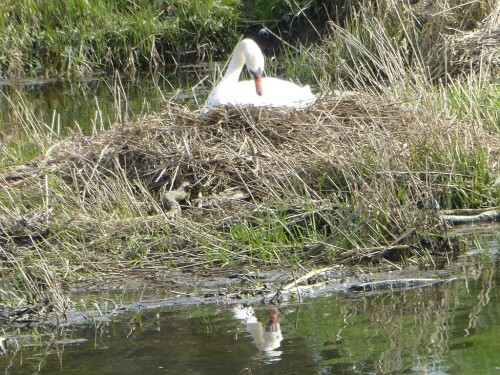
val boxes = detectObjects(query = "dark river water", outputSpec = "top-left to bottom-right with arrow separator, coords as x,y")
1,79 -> 499,374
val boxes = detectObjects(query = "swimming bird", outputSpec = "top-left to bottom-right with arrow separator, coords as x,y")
205,39 -> 316,108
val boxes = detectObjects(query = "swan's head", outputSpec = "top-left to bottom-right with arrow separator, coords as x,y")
249,67 -> 263,96
240,39 -> 265,96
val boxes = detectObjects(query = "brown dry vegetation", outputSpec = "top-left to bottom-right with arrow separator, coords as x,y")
1,94 -> 497,280
0,0 -> 499,318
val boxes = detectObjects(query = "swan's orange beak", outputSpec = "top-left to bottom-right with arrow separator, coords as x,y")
267,306 -> 279,324
254,72 -> 263,96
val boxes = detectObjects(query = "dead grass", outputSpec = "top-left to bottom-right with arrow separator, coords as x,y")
311,0 -> 499,96
1,93 -> 496,279
0,0 -> 499,315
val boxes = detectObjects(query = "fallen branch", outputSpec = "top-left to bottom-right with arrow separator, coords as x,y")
282,265 -> 339,291
440,208 -> 500,224
348,278 -> 451,292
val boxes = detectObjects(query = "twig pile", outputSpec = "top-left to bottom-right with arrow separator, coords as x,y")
0,92 -> 494,267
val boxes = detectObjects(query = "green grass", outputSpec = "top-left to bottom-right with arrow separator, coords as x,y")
0,138 -> 42,168
244,0 -> 312,21
444,80 -> 500,132
1,0 -> 240,77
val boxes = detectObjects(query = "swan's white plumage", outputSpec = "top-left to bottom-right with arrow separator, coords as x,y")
205,39 -> 316,108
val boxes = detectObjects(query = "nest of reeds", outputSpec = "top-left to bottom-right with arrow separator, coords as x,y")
2,93 -> 467,206
0,92 -> 495,268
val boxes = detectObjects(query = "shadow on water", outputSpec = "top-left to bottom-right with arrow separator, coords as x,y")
0,230 -> 499,374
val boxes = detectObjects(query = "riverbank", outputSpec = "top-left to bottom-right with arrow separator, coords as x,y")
1,90 -> 498,317
0,0 -> 499,324
1,0 -> 326,78
3,0 -> 498,80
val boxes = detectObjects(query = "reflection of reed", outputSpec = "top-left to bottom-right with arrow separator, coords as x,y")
334,259 -> 498,374
348,282 -> 461,374
337,302 -> 357,343
465,264 -> 495,336
410,284 -> 452,374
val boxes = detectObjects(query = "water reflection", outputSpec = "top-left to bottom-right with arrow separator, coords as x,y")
0,72 -> 199,137
0,254 -> 499,374
233,305 -> 283,358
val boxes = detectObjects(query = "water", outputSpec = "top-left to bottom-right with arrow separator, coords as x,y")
1,246 -> 499,374
0,72 -> 204,136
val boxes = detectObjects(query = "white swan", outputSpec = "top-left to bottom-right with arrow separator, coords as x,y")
205,39 -> 316,108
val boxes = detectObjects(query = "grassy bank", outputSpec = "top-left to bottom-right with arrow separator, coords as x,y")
0,0 -> 319,78
1,0 -> 241,77
0,0 -> 499,318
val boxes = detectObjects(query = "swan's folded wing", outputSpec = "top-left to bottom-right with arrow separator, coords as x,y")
205,78 -> 316,108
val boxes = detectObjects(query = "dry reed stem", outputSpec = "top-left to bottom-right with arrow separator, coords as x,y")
0,93 -> 496,271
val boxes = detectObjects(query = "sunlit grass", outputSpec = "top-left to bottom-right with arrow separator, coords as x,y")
1,0 -> 240,77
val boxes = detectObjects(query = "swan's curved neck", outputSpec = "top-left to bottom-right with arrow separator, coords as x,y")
220,42 -> 247,86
